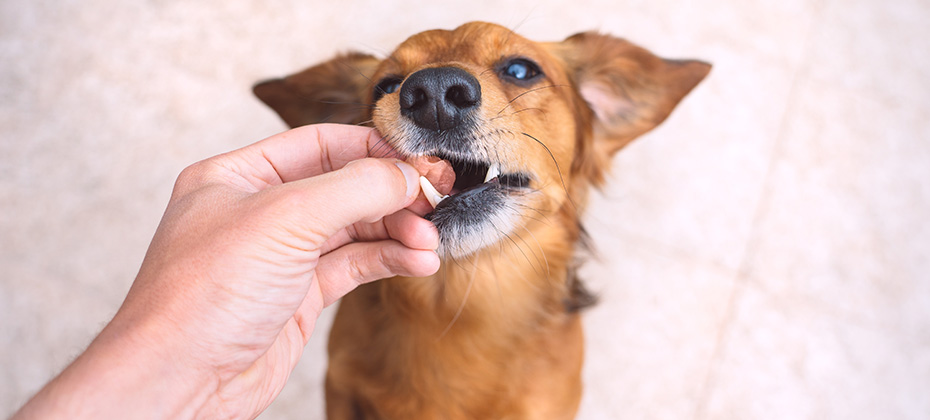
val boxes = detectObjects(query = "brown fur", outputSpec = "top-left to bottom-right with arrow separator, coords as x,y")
255,22 -> 709,419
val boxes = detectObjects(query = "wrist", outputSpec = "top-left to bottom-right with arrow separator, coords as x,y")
14,310 -> 218,420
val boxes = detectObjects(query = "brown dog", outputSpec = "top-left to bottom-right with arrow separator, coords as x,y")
254,22 -> 709,419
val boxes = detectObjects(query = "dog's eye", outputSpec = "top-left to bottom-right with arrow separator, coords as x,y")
373,77 -> 402,102
501,59 -> 542,82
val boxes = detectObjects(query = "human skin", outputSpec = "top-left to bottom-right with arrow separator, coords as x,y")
13,124 -> 440,420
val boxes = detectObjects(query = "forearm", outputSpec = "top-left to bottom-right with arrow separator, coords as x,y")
13,314 -> 217,420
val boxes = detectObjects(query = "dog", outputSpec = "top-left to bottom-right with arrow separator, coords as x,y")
254,21 -> 709,419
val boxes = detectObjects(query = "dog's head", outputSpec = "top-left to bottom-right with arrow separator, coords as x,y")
255,22 -> 709,259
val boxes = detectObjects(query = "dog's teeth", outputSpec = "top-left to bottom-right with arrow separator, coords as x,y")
419,176 -> 448,209
485,164 -> 500,183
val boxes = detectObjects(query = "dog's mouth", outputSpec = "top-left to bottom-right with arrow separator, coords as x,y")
419,153 -> 531,209
409,150 -> 533,258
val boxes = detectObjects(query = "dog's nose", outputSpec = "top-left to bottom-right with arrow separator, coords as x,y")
399,67 -> 481,132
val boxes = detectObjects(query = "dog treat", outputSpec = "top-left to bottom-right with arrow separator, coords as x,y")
407,155 -> 455,208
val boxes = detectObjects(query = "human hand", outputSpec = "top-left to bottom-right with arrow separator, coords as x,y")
13,124 -> 439,419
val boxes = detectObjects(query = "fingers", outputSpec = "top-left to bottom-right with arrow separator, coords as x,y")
312,241 -> 440,307
270,158 -> 421,244
242,124 -> 401,184
406,194 -> 438,217
319,208 -> 439,255
171,125 -> 398,197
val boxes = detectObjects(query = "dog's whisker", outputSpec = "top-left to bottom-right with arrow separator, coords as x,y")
507,202 -> 551,227
506,230 -> 544,278
495,206 -> 547,268
317,100 -> 376,108
520,132 -> 578,214
489,216 -> 543,277
497,84 -> 569,115
369,136 -> 399,159
501,14 -> 534,50
436,254 -> 481,340
449,253 -> 472,273
490,107 -> 545,122
339,58 -> 376,86
370,143 -> 396,159
502,236 -> 548,296
516,224 -> 551,280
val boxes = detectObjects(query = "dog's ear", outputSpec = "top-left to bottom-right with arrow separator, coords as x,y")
554,32 -> 710,153
549,32 -> 709,187
253,52 -> 381,128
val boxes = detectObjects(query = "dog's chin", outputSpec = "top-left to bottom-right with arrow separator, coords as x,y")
427,177 -> 530,259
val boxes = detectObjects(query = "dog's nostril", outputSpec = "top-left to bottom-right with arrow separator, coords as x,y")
401,88 -> 429,111
446,85 -> 479,109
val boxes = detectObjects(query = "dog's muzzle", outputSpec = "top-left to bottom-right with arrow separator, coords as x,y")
399,67 -> 481,132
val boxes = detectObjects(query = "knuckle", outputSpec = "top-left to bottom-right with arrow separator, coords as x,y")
377,247 -> 394,274
172,159 -> 234,200
173,161 -> 211,194
347,253 -> 368,281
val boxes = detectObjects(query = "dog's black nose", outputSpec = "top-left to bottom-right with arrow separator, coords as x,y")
399,67 -> 481,132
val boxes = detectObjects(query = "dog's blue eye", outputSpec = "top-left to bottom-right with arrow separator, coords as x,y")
373,77 -> 402,102
382,81 -> 400,94
502,59 -> 541,82
506,62 -> 529,79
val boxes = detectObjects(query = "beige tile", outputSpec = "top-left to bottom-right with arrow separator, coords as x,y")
700,4 -> 930,414
699,285 -> 930,419
576,228 -> 737,419
701,84 -> 930,418
742,62 -> 930,324
582,1 -> 826,273
805,0 -> 930,108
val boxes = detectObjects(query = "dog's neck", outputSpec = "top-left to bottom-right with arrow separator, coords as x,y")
378,211 -> 582,338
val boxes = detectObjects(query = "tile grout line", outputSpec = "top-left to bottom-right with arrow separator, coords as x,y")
690,1 -> 830,418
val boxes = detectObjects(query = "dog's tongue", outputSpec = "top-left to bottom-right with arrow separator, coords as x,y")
407,155 -> 455,195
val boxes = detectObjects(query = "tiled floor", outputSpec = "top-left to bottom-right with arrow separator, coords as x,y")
2,0 -> 928,418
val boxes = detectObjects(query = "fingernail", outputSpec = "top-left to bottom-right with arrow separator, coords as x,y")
394,161 -> 419,199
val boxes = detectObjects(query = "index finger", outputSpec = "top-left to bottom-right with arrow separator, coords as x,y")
236,124 -> 402,185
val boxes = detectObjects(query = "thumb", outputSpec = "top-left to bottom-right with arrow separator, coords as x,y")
280,158 -> 420,244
